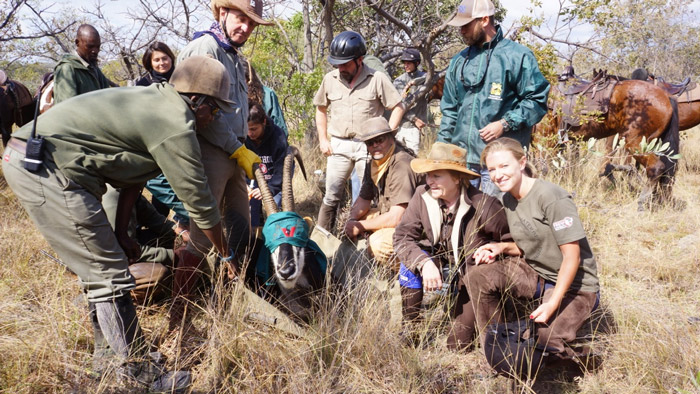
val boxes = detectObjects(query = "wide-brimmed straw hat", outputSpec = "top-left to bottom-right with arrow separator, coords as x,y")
211,0 -> 274,26
410,142 -> 480,178
354,117 -> 396,142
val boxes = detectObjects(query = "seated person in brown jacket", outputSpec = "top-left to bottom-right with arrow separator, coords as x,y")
393,142 -> 512,350
344,117 -> 422,268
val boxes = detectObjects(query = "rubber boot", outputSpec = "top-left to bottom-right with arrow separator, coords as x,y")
316,202 -> 337,233
88,302 -> 115,378
94,294 -> 191,392
170,247 -> 203,331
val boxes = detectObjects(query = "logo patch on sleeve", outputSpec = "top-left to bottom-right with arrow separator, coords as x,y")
553,217 -> 574,231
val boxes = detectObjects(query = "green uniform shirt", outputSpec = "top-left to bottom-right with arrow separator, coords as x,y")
13,83 -> 221,230
502,179 -> 599,293
53,53 -> 111,104
438,26 -> 550,165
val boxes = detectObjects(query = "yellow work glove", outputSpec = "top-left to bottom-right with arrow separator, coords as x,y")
229,145 -> 261,179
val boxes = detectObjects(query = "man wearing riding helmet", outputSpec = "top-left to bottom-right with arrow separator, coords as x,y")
313,30 -> 405,232
393,47 -> 429,154
173,0 -> 274,327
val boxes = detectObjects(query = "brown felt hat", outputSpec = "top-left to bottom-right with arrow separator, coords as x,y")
354,116 -> 396,142
211,0 -> 274,26
410,142 -> 480,178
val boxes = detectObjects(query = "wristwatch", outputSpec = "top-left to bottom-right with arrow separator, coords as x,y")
500,118 -> 511,132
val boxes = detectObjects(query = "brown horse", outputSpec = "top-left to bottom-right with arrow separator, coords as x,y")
0,71 -> 36,146
652,78 -> 700,131
536,73 -> 680,210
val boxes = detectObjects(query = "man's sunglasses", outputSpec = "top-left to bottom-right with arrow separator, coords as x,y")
365,134 -> 389,147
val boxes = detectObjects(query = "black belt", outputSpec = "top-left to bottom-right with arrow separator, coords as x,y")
7,137 -> 26,155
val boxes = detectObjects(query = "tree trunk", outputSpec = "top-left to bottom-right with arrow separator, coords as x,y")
301,0 -> 314,73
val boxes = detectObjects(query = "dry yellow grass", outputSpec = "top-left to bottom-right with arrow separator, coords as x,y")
1,127 -> 699,393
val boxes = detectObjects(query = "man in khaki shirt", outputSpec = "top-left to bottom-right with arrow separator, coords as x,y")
344,117 -> 422,268
313,31 -> 405,232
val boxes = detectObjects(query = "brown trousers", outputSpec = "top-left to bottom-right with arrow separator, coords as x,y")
464,257 -> 597,355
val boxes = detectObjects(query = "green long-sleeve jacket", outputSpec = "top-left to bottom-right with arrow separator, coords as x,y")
438,26 -> 550,165
53,53 -> 111,104
13,83 -> 220,230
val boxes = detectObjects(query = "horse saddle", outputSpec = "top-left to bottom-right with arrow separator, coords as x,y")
37,72 -> 55,113
554,72 -> 618,128
655,77 -> 699,102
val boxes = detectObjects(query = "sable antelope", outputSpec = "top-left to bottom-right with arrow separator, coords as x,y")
253,146 -> 328,321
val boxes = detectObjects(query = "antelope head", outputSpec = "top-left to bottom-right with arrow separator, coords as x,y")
255,146 -> 310,289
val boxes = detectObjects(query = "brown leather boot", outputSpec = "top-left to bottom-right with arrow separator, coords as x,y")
316,203 -> 337,233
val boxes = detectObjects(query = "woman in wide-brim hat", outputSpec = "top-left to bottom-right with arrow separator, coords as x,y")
392,142 -> 512,350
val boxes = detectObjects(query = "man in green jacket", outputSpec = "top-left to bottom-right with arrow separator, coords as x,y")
438,0 -> 550,196
53,24 -> 112,103
2,56 -> 233,391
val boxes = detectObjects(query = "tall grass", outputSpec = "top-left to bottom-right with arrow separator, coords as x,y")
1,128 -> 699,393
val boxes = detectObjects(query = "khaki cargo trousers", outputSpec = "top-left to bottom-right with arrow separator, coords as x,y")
3,144 -> 135,303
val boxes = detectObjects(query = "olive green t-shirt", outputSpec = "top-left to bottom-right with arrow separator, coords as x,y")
502,179 -> 599,293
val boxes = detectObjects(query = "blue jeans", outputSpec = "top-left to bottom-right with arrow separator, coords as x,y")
468,164 -> 503,198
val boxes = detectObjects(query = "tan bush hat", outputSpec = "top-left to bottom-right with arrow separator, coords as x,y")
447,0 -> 495,27
354,116 -> 395,142
211,0 -> 274,26
410,142 -> 480,178
170,55 -> 236,112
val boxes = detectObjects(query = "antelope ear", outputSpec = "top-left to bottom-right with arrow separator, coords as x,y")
303,216 -> 314,230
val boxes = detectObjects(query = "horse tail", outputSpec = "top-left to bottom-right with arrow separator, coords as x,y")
659,96 -> 680,182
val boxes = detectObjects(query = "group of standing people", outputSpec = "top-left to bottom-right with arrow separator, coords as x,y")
1,0 -> 602,387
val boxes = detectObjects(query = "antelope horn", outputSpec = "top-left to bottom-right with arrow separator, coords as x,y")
281,146 -> 307,212
254,163 -> 279,216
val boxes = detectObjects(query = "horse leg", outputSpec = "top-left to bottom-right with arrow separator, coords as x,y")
598,136 -> 617,184
633,153 -> 668,211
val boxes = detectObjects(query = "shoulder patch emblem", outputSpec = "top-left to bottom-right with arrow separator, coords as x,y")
553,216 -> 574,231
490,82 -> 503,96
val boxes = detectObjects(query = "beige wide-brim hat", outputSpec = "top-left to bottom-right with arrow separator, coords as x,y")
211,0 -> 274,26
410,142 -> 480,178
354,116 -> 396,142
447,0 -> 495,27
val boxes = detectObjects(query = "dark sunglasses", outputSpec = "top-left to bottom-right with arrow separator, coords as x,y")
365,134 -> 388,147
205,99 -> 221,116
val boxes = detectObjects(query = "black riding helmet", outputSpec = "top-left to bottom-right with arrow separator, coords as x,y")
328,31 -> 367,66
400,48 -> 421,64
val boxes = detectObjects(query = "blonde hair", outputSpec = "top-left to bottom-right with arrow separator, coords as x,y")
481,137 -> 536,177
